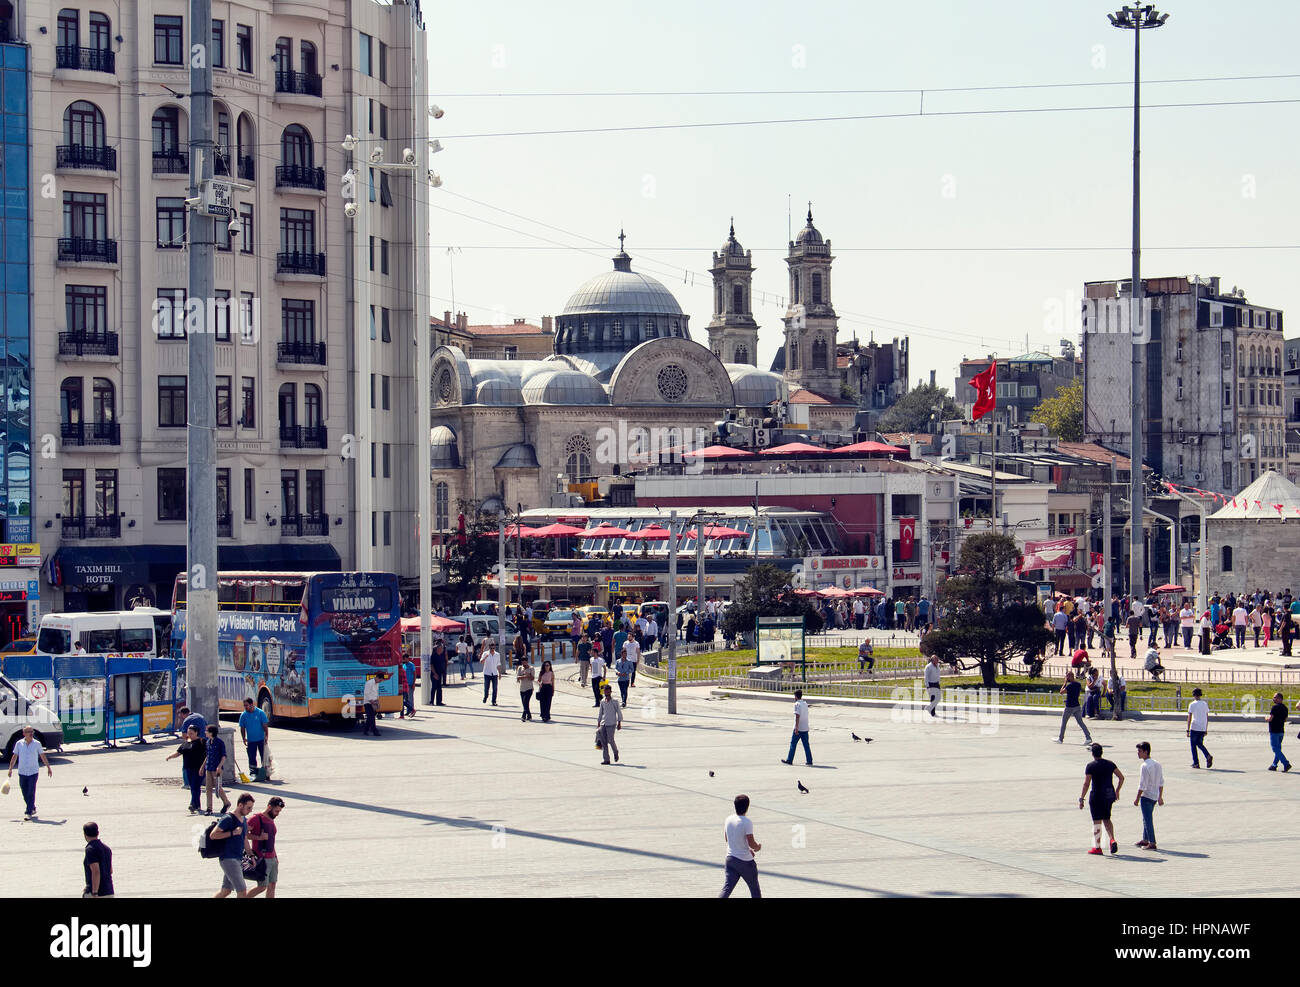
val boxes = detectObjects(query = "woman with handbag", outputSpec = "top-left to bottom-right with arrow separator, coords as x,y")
537,660 -> 555,723
516,655 -> 535,722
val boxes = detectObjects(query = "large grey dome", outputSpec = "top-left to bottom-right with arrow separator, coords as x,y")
561,270 -> 683,317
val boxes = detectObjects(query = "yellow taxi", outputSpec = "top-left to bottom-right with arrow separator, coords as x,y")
576,606 -> 609,635
0,636 -> 36,657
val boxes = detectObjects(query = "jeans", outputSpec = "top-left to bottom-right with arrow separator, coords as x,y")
430,674 -> 444,705
592,678 -> 604,706
184,767 -> 201,810
598,725 -> 619,763
1253,628 -> 1261,647
786,730 -> 812,765
520,689 -> 533,720
363,702 -> 379,735
618,679 -> 629,706
246,740 -> 265,769
1182,627 -> 1192,648
1139,796 -> 1157,844
720,856 -> 761,898
1269,732 -> 1291,769
482,674 -> 499,704
1085,691 -> 1101,717
538,683 -> 554,721
1163,624 -> 1176,648
400,689 -> 414,716
1054,630 -> 1066,655
1235,626 -> 1246,648
1189,729 -> 1211,766
17,772 -> 36,815
1059,706 -> 1093,742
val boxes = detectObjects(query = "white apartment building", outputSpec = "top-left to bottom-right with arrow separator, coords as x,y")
14,0 -> 427,618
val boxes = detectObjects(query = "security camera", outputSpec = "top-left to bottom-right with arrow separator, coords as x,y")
428,172 -> 442,188
402,147 -> 416,164
342,134 -> 358,152
368,148 -> 384,164
344,201 -> 358,218
429,104 -> 444,119
227,217 -> 241,235
428,140 -> 443,154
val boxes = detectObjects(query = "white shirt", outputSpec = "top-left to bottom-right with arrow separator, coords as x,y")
723,813 -> 755,861
623,638 -> 641,663
456,641 -> 468,658
590,656 -> 606,679
1179,608 -> 1194,628
13,737 -> 43,775
1138,758 -> 1164,797
1188,698 -> 1210,732
481,650 -> 501,676
924,662 -> 942,687
1233,607 -> 1248,626
363,678 -> 379,703
647,619 -> 658,638
793,698 -> 809,732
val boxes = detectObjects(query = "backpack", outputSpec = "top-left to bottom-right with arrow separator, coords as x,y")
198,816 -> 227,859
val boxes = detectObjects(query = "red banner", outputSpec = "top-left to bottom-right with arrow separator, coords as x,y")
1020,536 -> 1078,571
970,365 -> 997,421
899,517 -> 916,561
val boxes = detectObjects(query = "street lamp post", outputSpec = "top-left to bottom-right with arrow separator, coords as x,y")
1108,3 -> 1169,600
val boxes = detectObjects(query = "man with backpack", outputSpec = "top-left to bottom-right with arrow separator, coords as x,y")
208,792 -> 255,898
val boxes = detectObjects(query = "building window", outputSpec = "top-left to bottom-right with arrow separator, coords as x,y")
156,197 -> 186,248
381,239 -> 389,274
1020,384 -> 1039,399
1221,545 -> 1233,571
378,41 -> 388,83
371,512 -> 377,547
359,33 -> 372,76
734,344 -> 749,363
370,373 -> 375,409
379,172 -> 393,207
1224,384 -> 1232,407
60,377 -> 81,427
369,305 -> 376,341
241,377 -> 255,427
733,283 -> 743,314
378,103 -> 388,139
435,482 -> 449,530
381,375 -> 390,410
564,434 -> 592,481
64,100 -> 105,148
91,377 -> 114,424
236,24 -> 252,73
279,207 -> 315,254
154,15 -> 184,65
383,511 -> 391,546
811,272 -> 823,306
306,470 -> 323,517
158,376 -> 186,426
382,443 -> 391,478
283,299 -> 315,344
212,290 -> 231,341
66,285 -> 107,334
281,470 -> 299,517
158,468 -> 186,520
63,191 -> 107,241
611,320 -> 623,341
303,384 -> 321,428
155,289 -> 186,339
503,345 -> 517,360
368,236 -> 375,272
57,8 -> 78,47
215,376 -> 231,427
244,468 -> 255,521
300,41 -> 317,76
62,469 -> 84,519
95,469 -> 117,519
239,204 -> 254,254
792,271 -> 800,304
381,308 -> 391,342
281,124 -> 313,168
211,20 -> 224,68
811,335 -> 828,369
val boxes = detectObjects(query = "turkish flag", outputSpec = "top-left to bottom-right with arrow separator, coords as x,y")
970,365 -> 997,421
1090,552 -> 1104,568
899,517 -> 916,561
456,512 -> 467,548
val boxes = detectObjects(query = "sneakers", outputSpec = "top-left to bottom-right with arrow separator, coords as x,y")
1286,764 -> 1293,773
1110,841 -> 1118,855
1191,763 -> 1201,768
1135,840 -> 1149,847
780,759 -> 793,765
1268,765 -> 1278,771
1206,754 -> 1214,768
613,751 -> 619,763
1087,847 -> 1104,855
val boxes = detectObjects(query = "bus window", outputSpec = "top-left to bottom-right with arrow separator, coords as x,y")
37,627 -> 70,655
86,628 -> 118,653
120,626 -> 154,654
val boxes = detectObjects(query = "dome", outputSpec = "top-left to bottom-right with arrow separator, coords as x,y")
520,370 -> 610,406
430,425 -> 461,469
475,378 -> 522,406
728,367 -> 786,407
560,269 -> 683,317
794,205 -> 823,246
495,443 -> 540,469
721,219 -> 746,257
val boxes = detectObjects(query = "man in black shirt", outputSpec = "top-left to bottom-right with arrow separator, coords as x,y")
1267,692 -> 1291,772
1080,743 -> 1125,855
430,638 -> 448,706
166,724 -> 208,814
82,822 -> 113,898
1057,672 -> 1094,745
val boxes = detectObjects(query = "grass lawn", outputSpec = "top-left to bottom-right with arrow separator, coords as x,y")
869,674 -> 1272,706
647,646 -> 922,672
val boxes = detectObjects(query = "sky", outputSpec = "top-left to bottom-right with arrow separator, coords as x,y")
424,0 -> 1300,390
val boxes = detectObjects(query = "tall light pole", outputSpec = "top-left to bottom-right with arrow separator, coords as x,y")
1108,3 -> 1169,599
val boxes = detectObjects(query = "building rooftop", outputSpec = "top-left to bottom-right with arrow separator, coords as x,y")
788,387 -> 854,406
467,322 -> 550,336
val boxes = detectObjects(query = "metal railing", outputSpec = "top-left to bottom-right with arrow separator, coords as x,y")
277,340 -> 326,364
274,70 -> 323,96
276,251 -> 326,276
56,145 -> 116,170
58,331 -> 118,357
280,512 -> 329,537
278,424 -> 328,449
58,237 -> 117,264
275,164 -> 326,191
60,420 -> 120,446
217,513 -> 232,538
152,150 -> 188,174
61,515 -> 121,539
238,156 -> 255,181
55,46 -> 115,72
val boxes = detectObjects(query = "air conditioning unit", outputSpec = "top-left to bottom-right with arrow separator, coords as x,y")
1193,472 -> 1204,482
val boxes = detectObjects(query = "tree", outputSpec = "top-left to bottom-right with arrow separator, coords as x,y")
721,563 -> 824,641
919,533 -> 1053,686
1029,379 -> 1083,442
442,499 -> 501,603
876,383 -> 962,433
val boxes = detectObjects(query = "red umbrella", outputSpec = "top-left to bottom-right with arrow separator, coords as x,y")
503,523 -> 538,538
683,525 -> 749,540
576,523 -> 631,539
818,586 -> 854,598
834,440 -> 908,455
852,586 -> 885,597
527,522 -> 586,538
1152,583 -> 1185,593
400,615 -> 466,633
682,445 -> 756,459
628,524 -> 672,541
759,441 -> 831,455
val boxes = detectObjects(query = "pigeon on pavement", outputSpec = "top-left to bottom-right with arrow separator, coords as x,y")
797,781 -> 809,794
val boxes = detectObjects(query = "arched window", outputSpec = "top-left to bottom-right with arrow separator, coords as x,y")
300,41 -> 318,76
1221,545 -> 1233,572
792,271 -> 800,304
215,106 -> 231,162
716,285 -> 723,314
57,8 -> 78,47
237,113 -> 255,162
88,12 -> 110,49
281,124 -> 313,168
564,434 -> 592,481
811,335 -> 828,369
733,283 -> 744,314
303,383 -> 322,427
151,106 -> 182,155
274,36 -> 292,74
60,377 -> 82,425
789,340 -> 799,370
278,383 -> 297,428
734,344 -> 749,364
811,272 -> 823,306
1238,345 -> 1245,369
91,377 -> 114,423
1249,346 -> 1257,372
64,100 -> 105,147
435,482 -> 449,530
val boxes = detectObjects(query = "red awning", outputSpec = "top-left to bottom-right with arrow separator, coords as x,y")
833,440 -> 908,455
400,615 -> 466,633
759,442 -> 832,455
682,445 -> 756,459
526,523 -> 586,538
576,524 -> 632,539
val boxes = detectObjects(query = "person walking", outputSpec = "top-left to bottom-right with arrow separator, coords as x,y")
1262,605 -> 1272,647
430,637 -> 448,707
1179,603 -> 1195,649
1052,607 -> 1068,656
1186,688 -> 1213,769
1133,742 -> 1164,850
924,655 -> 942,717
166,724 -> 208,813
1232,601 -> 1249,649
238,697 -> 270,778
537,660 -> 556,722
596,684 -> 622,764
1079,743 -> 1124,855
1057,671 -> 1093,745
480,641 -> 501,706
614,648 -> 635,708
456,636 -> 472,681
719,794 -> 762,898
590,651 -> 607,707
81,821 -> 114,897
210,792 -> 255,898
362,674 -> 382,736
1280,605 -> 1295,658
246,796 -> 284,898
1267,691 -> 1291,771
201,724 -> 230,816
178,705 -> 207,740
7,725 -> 52,819
781,689 -> 813,766
397,653 -> 414,718
1249,604 -> 1264,648
1125,609 -> 1144,661
516,655 -> 535,722
577,633 -> 592,689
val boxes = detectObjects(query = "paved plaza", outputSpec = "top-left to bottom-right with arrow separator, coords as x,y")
2,666 -> 1297,898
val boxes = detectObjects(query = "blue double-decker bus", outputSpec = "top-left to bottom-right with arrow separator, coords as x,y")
171,571 -> 402,720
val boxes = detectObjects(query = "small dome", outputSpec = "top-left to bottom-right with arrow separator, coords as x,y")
475,378 -> 522,406
722,219 -> 745,257
728,367 -> 786,407
520,370 -> 609,406
430,425 -> 461,469
495,443 -> 540,469
794,205 -> 824,246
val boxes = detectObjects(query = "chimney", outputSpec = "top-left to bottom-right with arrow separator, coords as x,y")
457,311 -> 468,331
541,315 -> 553,333
513,318 -> 524,325
442,310 -> 451,327
929,369 -> 935,387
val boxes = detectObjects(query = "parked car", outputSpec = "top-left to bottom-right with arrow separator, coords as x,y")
543,609 -> 574,640
637,601 -> 671,630
455,615 -> 518,654
460,600 -> 498,616
529,600 -> 553,636
0,637 -> 36,657
576,606 -> 609,635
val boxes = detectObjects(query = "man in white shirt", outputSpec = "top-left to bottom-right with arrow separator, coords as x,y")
1232,604 -> 1249,648
7,725 -> 52,818
781,689 -> 812,766
719,794 -> 762,898
1179,604 -> 1195,649
1185,688 -> 1213,768
480,643 -> 501,706
645,616 -> 659,652
362,675 -> 381,736
924,655 -> 943,717
596,684 -> 622,764
1134,741 -> 1165,850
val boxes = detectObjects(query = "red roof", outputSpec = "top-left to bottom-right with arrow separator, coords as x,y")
1054,441 -> 1138,470
836,355 -> 852,369
788,388 -> 854,406
467,323 -> 547,336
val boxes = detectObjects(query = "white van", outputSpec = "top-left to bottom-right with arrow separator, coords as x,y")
455,615 -> 519,655
0,673 -> 64,758
36,609 -> 172,659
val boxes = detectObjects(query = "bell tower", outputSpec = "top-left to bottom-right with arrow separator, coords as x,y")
706,220 -> 759,365
782,204 -> 839,396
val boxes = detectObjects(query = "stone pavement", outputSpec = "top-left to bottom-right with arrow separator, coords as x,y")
1,667 -> 1296,898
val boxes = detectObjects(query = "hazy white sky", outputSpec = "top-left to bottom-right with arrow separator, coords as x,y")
425,0 -> 1300,389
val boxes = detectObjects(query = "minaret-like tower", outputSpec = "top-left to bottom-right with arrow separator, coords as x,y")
782,204 -> 839,395
706,219 -> 759,365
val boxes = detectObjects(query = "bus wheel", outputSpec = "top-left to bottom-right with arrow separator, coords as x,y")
258,691 -> 274,723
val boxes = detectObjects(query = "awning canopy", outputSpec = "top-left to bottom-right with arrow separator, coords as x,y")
833,440 -> 908,455
759,442 -> 831,455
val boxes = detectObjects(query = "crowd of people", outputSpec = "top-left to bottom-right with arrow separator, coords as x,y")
818,594 -> 935,633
